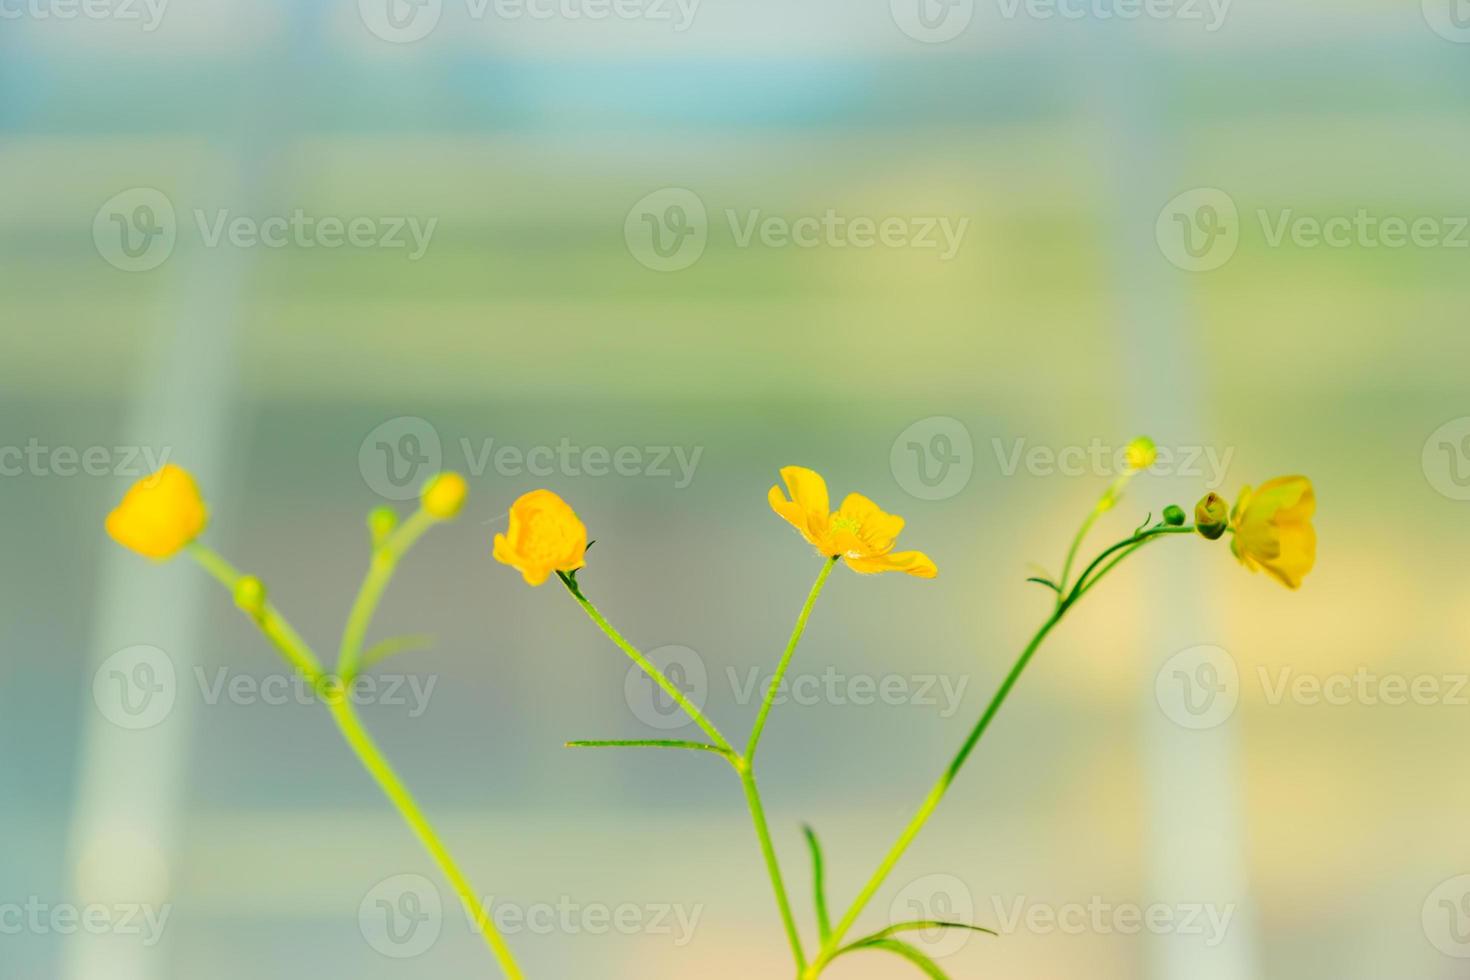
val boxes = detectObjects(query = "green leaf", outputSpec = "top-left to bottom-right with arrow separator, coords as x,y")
857,920 -> 997,944
836,938 -> 950,979
360,633 -> 435,671
564,739 -> 731,759
1133,512 -> 1154,535
802,824 -> 831,941
1025,576 -> 1061,592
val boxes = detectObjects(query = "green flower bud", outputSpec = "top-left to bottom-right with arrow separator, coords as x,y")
233,575 -> 267,618
368,506 -> 398,546
1162,504 -> 1186,526
1195,492 -> 1229,540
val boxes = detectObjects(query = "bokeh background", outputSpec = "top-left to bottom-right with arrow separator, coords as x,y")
4,1 -> 1470,977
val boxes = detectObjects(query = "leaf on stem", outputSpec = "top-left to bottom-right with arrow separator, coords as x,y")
833,938 -> 951,978
802,824 -> 832,942
359,634 -> 436,671
564,739 -> 732,759
1025,576 -> 1061,593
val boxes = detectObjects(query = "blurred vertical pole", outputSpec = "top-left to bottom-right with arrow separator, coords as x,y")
59,0 -> 328,975
1082,28 -> 1259,980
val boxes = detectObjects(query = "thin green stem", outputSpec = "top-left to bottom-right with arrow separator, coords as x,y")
338,508 -> 437,682
746,557 -> 838,765
1057,471 -> 1133,596
557,573 -> 735,754
741,764 -> 807,973
328,696 -> 525,979
808,523 -> 1197,976
566,739 -> 734,759
187,541 -> 525,979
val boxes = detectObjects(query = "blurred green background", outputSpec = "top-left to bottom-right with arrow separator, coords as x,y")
3,2 -> 1470,977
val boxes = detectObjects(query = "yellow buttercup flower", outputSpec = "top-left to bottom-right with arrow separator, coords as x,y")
493,489 -> 588,586
1230,476 -> 1316,589
422,472 -> 468,520
105,464 -> 208,560
768,466 -> 937,578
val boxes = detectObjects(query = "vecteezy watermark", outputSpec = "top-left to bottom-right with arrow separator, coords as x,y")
357,0 -> 698,44
726,666 -> 971,719
93,646 -> 438,730
890,0 -> 1228,43
889,874 -> 978,957
1422,0 -> 1470,42
991,437 -> 1233,486
891,416 -> 975,501
357,875 -> 703,957
624,188 -> 971,272
0,440 -> 170,479
0,898 -> 171,945
93,188 -> 437,272
1424,874 -> 1470,957
359,417 -> 704,501
1159,187 -> 1470,272
0,0 -> 167,30
1155,644 -> 1240,730
625,645 -> 708,731
990,895 -> 1236,945
1422,417 -> 1470,501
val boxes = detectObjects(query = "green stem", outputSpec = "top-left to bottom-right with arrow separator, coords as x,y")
746,557 -> 838,765
186,541 -> 526,979
338,508 -> 438,682
808,524 -> 1197,976
741,763 -> 807,973
557,573 -> 735,754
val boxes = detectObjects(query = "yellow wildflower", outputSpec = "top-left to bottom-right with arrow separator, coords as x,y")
768,466 -> 936,578
493,489 -> 588,586
105,464 -> 208,560
1230,476 -> 1316,589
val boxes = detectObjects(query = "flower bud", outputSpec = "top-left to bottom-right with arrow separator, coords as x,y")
367,506 -> 398,546
1124,436 -> 1157,471
422,472 -> 468,520
1162,504 -> 1186,526
233,575 -> 267,618
1195,492 -> 1229,540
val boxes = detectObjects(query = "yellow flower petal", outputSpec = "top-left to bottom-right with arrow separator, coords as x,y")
105,464 -> 208,560
492,489 -> 587,587
1229,475 -> 1315,590
769,466 -> 834,553
768,467 -> 935,579
845,550 -> 938,578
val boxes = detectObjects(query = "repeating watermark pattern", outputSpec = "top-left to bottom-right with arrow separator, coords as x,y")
93,647 -> 438,729
0,898 -> 171,945
726,666 -> 970,718
624,188 -> 971,272
1155,645 -> 1240,730
93,188 -> 436,272
1422,0 -> 1470,42
891,0 -> 1228,43
990,895 -> 1235,944
358,0 -> 698,43
992,437 -> 1232,485
357,875 -> 702,958
625,645 -> 708,731
360,874 -> 443,958
890,874 -> 978,958
0,440 -> 170,479
1423,417 -> 1470,501
0,0 -> 166,29
1424,874 -> 1470,957
359,417 -> 704,501
891,416 -> 975,501
1159,187 -> 1470,272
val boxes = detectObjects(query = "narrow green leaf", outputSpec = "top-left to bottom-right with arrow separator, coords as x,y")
802,824 -> 831,941
360,633 -> 436,671
1025,576 -> 1062,592
857,920 -> 997,944
564,739 -> 731,758
837,938 -> 950,979
1133,512 -> 1154,535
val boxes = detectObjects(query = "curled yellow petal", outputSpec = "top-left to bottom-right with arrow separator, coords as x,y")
105,464 -> 208,560
493,489 -> 587,587
1229,476 -> 1315,589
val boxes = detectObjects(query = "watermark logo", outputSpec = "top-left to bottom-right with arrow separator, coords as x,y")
1423,0 -> 1470,42
891,0 -> 975,42
93,188 -> 176,273
726,666 -> 970,718
891,416 -> 975,501
625,188 -> 708,272
93,645 -> 177,731
1422,417 -> 1470,501
0,898 -> 171,944
1155,644 -> 1239,730
991,895 -> 1235,943
360,874 -> 443,957
889,874 -> 976,958
359,0 -> 442,42
1424,874 -> 1470,957
625,645 -> 708,730
0,0 -> 169,30
359,417 -> 444,501
1157,188 -> 1239,272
